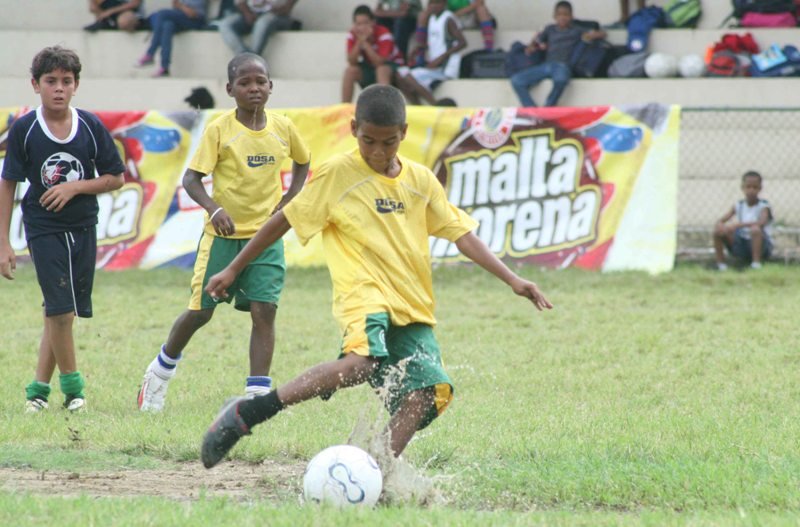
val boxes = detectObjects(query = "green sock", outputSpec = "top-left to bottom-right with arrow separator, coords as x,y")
59,371 -> 85,400
25,381 -> 51,402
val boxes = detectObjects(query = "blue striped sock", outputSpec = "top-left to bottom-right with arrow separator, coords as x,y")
151,344 -> 181,380
245,376 -> 272,395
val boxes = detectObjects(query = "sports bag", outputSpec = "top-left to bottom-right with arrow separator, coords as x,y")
607,51 -> 649,77
569,39 -> 614,78
751,44 -> 800,76
740,11 -> 797,26
733,0 -> 796,17
707,50 -> 745,76
664,0 -> 702,28
626,6 -> 665,52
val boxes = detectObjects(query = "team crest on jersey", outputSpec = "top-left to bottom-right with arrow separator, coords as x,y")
40,152 -> 84,188
247,153 -> 276,168
375,198 -> 405,214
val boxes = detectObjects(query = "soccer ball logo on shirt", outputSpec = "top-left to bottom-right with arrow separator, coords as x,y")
40,152 -> 84,188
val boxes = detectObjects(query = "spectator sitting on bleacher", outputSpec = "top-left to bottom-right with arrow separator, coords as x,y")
412,0 -> 494,63
135,0 -> 208,78
217,0 -> 299,56
397,0 -> 466,106
509,1 -> 605,108
343,5 -> 405,103
84,0 -> 149,32
374,1 -> 422,61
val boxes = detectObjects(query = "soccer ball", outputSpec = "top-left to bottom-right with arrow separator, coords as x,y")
644,53 -> 679,78
303,445 -> 383,507
678,54 -> 706,78
40,152 -> 84,188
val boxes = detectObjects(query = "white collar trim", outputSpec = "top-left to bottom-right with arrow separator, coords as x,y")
36,105 -> 79,144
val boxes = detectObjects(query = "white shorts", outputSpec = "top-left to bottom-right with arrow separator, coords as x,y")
408,67 -> 451,91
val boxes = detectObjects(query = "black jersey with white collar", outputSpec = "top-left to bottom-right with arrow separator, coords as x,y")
1,106 -> 125,240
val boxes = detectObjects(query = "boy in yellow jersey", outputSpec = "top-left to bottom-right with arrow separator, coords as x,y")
200,85 -> 551,468
137,53 -> 311,412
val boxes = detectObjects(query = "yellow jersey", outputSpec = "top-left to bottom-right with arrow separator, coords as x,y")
283,149 -> 477,327
189,109 -> 310,238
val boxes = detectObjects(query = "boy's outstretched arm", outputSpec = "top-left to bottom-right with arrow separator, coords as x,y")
0,179 -> 17,280
205,211 -> 292,299
455,231 -> 553,311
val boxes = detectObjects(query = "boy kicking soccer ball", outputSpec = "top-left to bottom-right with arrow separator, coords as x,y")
0,46 -> 125,412
137,53 -> 310,412
200,84 -> 552,468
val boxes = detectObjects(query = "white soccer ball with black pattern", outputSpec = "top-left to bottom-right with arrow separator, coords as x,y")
303,445 -> 383,507
41,152 -> 84,188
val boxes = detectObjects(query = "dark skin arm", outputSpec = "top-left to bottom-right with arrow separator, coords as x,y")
455,231 -> 553,311
183,168 -> 236,237
271,160 -> 310,214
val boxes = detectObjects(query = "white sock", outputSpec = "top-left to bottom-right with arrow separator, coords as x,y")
245,376 -> 271,395
717,262 -> 728,271
751,261 -> 762,269
150,345 -> 181,380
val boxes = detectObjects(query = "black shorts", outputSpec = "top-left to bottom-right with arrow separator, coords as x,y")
28,228 -> 97,318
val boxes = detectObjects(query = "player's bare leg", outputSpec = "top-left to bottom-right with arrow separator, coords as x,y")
202,353 -> 380,468
277,352 -> 379,405
713,224 -> 733,268
385,387 -> 436,457
163,308 -> 214,358
34,318 -> 57,383
45,312 -> 77,373
249,301 -> 277,376
138,308 -> 213,411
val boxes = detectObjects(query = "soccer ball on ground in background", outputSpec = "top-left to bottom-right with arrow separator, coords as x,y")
644,52 -> 679,78
678,54 -> 706,78
303,445 -> 383,507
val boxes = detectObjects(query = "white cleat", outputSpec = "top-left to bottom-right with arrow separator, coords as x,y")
65,397 -> 86,412
137,367 -> 170,412
25,398 -> 49,413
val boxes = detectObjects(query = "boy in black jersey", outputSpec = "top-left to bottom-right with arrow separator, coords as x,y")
0,46 -> 125,412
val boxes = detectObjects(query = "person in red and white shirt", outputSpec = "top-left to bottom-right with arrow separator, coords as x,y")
342,4 -> 405,103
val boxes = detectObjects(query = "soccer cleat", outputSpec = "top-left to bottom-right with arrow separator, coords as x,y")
64,396 -> 86,412
152,67 -> 170,78
25,397 -> 49,413
201,397 -> 251,469
138,367 -> 170,412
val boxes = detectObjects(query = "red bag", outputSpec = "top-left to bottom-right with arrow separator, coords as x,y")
707,51 -> 744,76
740,11 -> 797,26
713,32 -> 760,54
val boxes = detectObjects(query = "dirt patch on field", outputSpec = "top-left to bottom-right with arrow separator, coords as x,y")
0,460 -> 306,502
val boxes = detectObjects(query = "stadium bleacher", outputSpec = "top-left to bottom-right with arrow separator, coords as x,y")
2,0 -> 799,257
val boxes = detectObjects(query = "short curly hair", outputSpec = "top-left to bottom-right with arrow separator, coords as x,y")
31,46 -> 82,82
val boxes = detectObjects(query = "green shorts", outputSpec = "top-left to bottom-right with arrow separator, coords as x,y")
341,312 -> 453,430
189,234 -> 285,311
359,62 -> 400,88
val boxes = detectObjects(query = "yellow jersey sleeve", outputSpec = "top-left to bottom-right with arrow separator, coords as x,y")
426,175 -> 479,241
282,163 -> 335,245
286,119 -> 311,165
188,119 -> 220,175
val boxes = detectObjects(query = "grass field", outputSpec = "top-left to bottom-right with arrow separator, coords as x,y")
1,262 -> 799,526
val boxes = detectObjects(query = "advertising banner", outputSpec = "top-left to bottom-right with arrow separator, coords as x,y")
1,104 -> 679,273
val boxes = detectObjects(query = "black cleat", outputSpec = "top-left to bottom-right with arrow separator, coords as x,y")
201,397 -> 251,468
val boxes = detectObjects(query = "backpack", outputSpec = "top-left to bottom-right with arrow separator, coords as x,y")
626,6 -> 665,52
569,39 -> 615,78
607,51 -> 650,77
663,0 -> 702,28
751,44 -> 800,76
460,49 -> 509,78
721,0 -> 797,26
707,50 -> 745,76
740,11 -> 797,26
